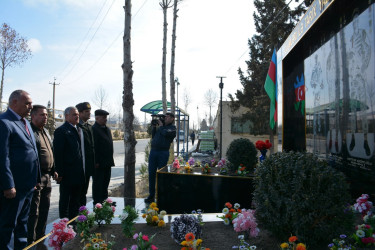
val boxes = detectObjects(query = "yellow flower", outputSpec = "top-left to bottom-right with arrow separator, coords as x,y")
196,239 -> 202,245
150,202 -> 157,208
280,242 -> 289,248
85,243 -> 92,247
91,238 -> 98,243
153,207 -> 159,212
142,214 -> 147,218
96,233 -> 102,237
152,215 -> 159,222
296,243 -> 306,250
181,241 -> 188,246
158,219 -> 165,227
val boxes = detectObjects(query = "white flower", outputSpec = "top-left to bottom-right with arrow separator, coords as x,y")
120,212 -> 129,221
356,229 -> 365,238
160,210 -> 167,216
224,218 -> 230,225
238,235 -> 244,240
222,208 -> 229,214
93,243 -> 100,249
250,246 -> 257,250
234,203 -> 240,209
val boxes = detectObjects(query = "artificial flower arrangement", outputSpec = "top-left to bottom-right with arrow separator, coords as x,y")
201,163 -> 211,174
353,194 -> 373,217
184,162 -> 192,173
352,223 -> 375,248
192,209 -> 204,226
194,160 -> 201,168
94,198 -> 116,226
232,208 -> 259,239
76,205 -> 95,239
172,158 -> 181,170
123,232 -> 158,250
181,232 -> 209,250
82,233 -> 115,250
255,140 -> 272,151
217,158 -> 229,175
170,214 -> 202,244
187,157 -> 195,166
235,164 -> 248,176
210,158 -> 218,167
217,202 -> 241,225
48,218 -> 76,250
280,236 -> 307,250
328,234 -> 354,250
232,235 -> 257,250
142,202 -> 166,227
120,205 -> 139,238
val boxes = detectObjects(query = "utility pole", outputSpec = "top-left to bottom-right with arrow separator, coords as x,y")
49,77 -> 60,125
217,76 -> 226,159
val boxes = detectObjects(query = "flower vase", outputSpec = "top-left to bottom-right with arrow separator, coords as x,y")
259,149 -> 267,162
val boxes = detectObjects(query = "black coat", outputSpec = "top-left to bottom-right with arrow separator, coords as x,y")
79,121 -> 95,176
92,122 -> 114,168
53,122 -> 85,185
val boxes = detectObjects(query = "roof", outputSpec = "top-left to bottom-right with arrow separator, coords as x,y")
140,100 -> 188,115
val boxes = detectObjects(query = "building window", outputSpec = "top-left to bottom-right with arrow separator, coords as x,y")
231,117 -> 252,134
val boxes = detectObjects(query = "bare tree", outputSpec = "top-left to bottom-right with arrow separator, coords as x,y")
0,23 -> 32,108
92,85 -> 108,109
160,0 -> 172,113
169,0 -> 181,114
182,87 -> 192,112
122,0 -> 137,199
204,89 -> 218,126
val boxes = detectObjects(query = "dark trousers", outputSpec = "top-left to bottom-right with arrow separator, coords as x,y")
0,188 -> 34,250
59,183 -> 83,220
27,174 -> 52,244
191,139 -> 195,145
93,168 -> 111,205
79,174 -> 92,206
148,149 -> 169,198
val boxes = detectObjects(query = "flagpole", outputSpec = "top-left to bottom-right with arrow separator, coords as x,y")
217,76 -> 226,159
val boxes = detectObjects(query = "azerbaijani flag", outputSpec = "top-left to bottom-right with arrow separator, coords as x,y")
264,49 -> 277,130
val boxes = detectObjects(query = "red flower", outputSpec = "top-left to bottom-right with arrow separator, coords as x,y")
225,202 -> 232,208
255,140 -> 272,150
185,233 -> 195,241
289,236 -> 298,242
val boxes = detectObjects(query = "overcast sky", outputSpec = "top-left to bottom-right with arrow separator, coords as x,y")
1,0 -> 255,127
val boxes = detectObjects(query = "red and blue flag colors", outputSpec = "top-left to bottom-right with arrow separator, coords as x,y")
294,74 -> 305,115
264,49 -> 277,129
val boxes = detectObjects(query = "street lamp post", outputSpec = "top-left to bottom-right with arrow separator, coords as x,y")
217,76 -> 226,159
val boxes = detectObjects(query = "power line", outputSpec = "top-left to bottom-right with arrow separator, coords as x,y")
56,0 -> 108,79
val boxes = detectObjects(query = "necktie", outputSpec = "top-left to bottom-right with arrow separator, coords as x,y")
21,118 -> 31,136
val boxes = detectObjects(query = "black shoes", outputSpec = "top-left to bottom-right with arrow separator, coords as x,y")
144,196 -> 154,203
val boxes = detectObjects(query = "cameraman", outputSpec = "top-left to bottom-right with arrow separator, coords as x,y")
145,112 -> 176,203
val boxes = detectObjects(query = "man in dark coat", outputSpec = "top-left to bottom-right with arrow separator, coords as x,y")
76,102 -> 95,206
27,105 -> 58,245
0,90 -> 40,249
92,109 -> 114,205
53,106 -> 85,220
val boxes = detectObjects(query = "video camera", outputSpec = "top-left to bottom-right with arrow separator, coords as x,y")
151,114 -> 165,126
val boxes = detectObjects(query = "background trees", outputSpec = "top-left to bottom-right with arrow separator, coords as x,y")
230,0 -> 311,135
0,23 -> 32,109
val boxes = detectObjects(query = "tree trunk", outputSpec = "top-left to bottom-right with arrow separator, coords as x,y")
0,66 -> 5,111
169,0 -> 178,114
161,6 -> 168,113
122,0 -> 137,199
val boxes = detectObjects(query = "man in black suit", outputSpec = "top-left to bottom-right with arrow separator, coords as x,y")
76,102 -> 95,206
92,109 -> 114,205
53,106 -> 85,220
0,90 -> 40,249
27,105 -> 58,245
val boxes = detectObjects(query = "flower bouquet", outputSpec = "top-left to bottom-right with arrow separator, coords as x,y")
217,202 -> 241,225
124,232 -> 158,250
170,214 -> 202,244
142,202 -> 166,227
48,218 -> 76,250
184,163 -> 192,173
181,232 -> 208,250
255,140 -> 272,162
352,223 -> 375,247
120,205 -> 139,238
210,158 -> 217,167
353,194 -> 373,217
94,198 -> 116,226
172,158 -> 181,171
201,163 -> 211,174
235,164 -> 248,176
217,158 -> 229,175
187,157 -> 195,166
280,236 -> 306,250
83,233 -> 115,250
232,209 -> 259,239
328,234 -> 354,250
76,205 -> 95,239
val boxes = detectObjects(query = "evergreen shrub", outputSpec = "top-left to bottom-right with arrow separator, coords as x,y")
226,138 -> 257,172
253,151 -> 354,246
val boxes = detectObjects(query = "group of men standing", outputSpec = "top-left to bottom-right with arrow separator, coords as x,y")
0,90 -> 114,249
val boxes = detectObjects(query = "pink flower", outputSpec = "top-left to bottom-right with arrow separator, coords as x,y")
106,198 -> 113,203
142,234 -> 149,241
111,206 -> 116,212
151,245 -> 158,250
95,203 -> 103,209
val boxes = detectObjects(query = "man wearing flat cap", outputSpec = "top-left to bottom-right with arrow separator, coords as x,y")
75,102 -> 95,206
92,109 -> 114,205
